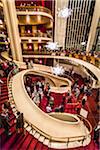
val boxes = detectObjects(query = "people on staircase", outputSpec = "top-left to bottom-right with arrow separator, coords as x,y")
15,112 -> 25,134
94,121 -> 100,146
0,113 -> 11,136
0,102 -> 11,136
0,79 -> 3,94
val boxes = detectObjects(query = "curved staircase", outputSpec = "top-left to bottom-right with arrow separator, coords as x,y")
0,73 -> 99,150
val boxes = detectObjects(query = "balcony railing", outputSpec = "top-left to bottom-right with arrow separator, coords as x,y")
16,5 -> 52,15
20,31 -> 52,38
22,51 -> 100,68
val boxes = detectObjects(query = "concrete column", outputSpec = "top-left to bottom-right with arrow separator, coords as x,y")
86,0 -> 100,53
2,0 -> 16,60
2,0 -> 23,61
54,0 -> 69,49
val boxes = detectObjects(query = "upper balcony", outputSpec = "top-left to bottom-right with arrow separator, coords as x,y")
16,5 -> 53,21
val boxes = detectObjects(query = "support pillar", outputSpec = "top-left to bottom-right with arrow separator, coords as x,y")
2,0 -> 23,61
86,0 -> 100,53
54,0 -> 69,49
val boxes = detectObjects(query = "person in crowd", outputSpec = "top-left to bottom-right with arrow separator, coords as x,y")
67,97 -> 72,103
94,121 -> 100,146
41,80 -> 45,91
0,79 -> 4,94
0,113 -> 11,136
36,82 -> 39,92
0,70 -> 5,77
25,59 -> 29,69
1,61 -> 9,76
75,87 -> 80,98
27,61 -> 32,69
48,94 -> 54,107
72,80 -> 79,91
46,104 -> 52,113
83,85 -> 88,94
59,101 -> 64,112
38,87 -> 43,99
0,102 -> 11,136
26,85 -> 31,97
54,107 -> 60,112
32,92 -> 41,106
30,60 -> 34,68
16,112 -> 24,134
80,84 -> 84,94
69,67 -> 74,76
82,94 -> 87,106
1,103 -> 10,121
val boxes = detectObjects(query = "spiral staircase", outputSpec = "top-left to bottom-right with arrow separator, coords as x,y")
0,64 -> 99,150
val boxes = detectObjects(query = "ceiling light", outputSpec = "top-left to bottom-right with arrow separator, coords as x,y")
51,64 -> 65,76
29,45 -> 32,49
81,42 -> 86,45
58,7 -> 72,18
26,15 -> 30,23
45,42 -> 59,50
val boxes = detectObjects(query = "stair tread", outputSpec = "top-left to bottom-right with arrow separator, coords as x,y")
34,132 -> 40,139
35,142 -> 43,150
27,138 -> 38,150
19,134 -> 33,150
43,139 -> 50,146
39,135 -> 45,142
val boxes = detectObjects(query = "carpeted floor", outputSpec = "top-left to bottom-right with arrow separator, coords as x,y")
0,76 -> 99,150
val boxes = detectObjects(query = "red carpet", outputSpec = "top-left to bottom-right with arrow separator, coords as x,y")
0,77 -> 99,150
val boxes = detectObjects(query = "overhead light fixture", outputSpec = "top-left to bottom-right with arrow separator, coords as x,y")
81,42 -> 86,46
27,30 -> 31,33
51,64 -> 65,76
58,7 -> 72,18
45,42 -> 59,50
26,15 -> 30,23
29,45 -> 32,49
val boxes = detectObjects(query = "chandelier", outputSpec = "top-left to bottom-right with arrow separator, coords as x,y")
45,42 -> 59,51
58,7 -> 72,18
81,42 -> 86,46
51,64 -> 65,76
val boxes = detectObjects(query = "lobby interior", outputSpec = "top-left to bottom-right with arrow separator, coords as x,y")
0,0 -> 100,150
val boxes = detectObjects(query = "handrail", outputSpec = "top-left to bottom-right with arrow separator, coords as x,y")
23,52 -> 99,68
16,5 -> 52,15
23,55 -> 100,86
6,63 -> 92,145
20,32 -> 52,38
20,70 -> 92,141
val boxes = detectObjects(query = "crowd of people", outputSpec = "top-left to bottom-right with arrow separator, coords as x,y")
24,75 -> 54,109
0,59 -> 18,77
24,73 -> 99,145
24,72 -> 93,115
0,101 -> 25,136
0,57 -> 99,145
